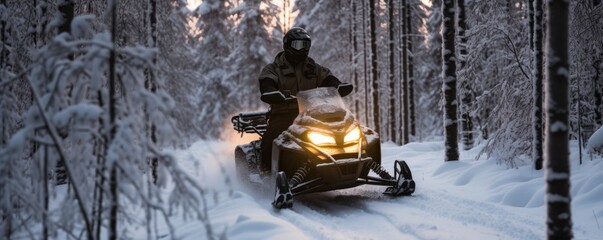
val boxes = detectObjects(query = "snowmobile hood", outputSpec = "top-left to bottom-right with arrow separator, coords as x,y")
305,105 -> 347,123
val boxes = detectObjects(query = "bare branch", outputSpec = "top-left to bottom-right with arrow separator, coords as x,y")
25,70 -> 94,239
494,27 -> 530,81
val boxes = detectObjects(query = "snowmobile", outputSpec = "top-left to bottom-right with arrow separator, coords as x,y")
232,87 -> 415,209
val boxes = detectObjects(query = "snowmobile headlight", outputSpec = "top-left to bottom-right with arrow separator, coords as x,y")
308,131 -> 336,146
343,127 -> 361,144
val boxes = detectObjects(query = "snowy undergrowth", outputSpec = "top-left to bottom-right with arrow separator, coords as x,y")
386,140 -> 603,239
157,139 -> 602,239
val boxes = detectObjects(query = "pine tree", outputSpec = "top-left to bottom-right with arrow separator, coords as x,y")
229,0 -> 277,115
350,0 -> 360,119
295,0 -> 351,89
407,0 -> 416,139
195,0 -> 234,139
545,0 -> 572,238
568,1 -> 603,149
388,0 -> 396,143
415,0 -> 442,139
1,1 -> 215,238
469,1 -> 532,167
533,0 -> 544,170
362,0 -> 371,126
146,0 -> 159,184
401,0 -> 409,144
457,0 -> 474,150
108,0 -> 118,237
369,0 -> 381,136
159,0 -> 200,145
442,0 -> 459,161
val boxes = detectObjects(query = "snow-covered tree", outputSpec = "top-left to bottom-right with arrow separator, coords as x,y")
415,0 -> 442,140
295,1 -> 351,89
468,1 -> 532,167
0,1 -> 215,239
406,0 -> 417,139
457,0 -> 474,150
442,0 -> 458,161
368,0 -> 381,137
155,0 -> 199,145
227,0 -> 278,114
401,0 -> 410,144
388,0 -> 397,143
194,0 -> 234,139
568,1 -> 603,151
533,0 -> 544,170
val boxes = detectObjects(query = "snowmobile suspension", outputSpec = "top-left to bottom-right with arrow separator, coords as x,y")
367,160 -> 393,180
289,163 -> 310,187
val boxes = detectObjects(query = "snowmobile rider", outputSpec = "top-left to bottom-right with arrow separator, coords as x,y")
258,27 -> 353,172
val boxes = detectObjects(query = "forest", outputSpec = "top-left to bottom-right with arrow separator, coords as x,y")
0,0 -> 601,239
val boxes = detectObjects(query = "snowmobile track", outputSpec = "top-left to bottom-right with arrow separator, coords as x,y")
266,186 -> 542,240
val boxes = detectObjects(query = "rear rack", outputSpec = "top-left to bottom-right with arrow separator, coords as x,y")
232,111 -> 269,136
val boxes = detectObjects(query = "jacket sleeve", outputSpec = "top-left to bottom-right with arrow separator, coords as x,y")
316,65 -> 341,88
316,64 -> 354,97
259,64 -> 278,93
259,64 -> 286,104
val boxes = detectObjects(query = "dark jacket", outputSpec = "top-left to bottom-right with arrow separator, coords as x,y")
258,51 -> 341,113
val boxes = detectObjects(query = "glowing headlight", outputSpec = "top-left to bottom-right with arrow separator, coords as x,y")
344,127 -> 361,144
308,131 -> 336,145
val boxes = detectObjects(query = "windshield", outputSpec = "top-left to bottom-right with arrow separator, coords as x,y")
297,87 -> 345,113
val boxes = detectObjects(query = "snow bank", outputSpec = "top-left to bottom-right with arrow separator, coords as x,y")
586,125 -> 603,154
416,141 -> 603,239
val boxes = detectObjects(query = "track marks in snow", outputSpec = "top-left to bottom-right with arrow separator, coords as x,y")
277,190 -> 417,240
253,142 -> 545,240
174,140 -> 603,239
266,186 -> 542,240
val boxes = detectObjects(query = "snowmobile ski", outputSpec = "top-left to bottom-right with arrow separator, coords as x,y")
383,160 -> 415,196
272,171 -> 293,209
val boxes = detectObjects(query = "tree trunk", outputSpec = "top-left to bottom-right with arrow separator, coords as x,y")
0,0 -> 6,70
147,0 -> 159,184
369,0 -> 380,136
533,0 -> 544,170
58,1 -> 74,34
54,0 -> 74,185
109,0 -> 118,239
407,0 -> 415,139
351,0 -> 360,121
94,91 -> 105,240
595,58 -> 602,126
401,0 -> 409,144
388,0 -> 396,143
457,0 -> 473,150
528,0 -> 534,51
32,0 -> 37,47
42,147 -> 49,240
30,0 -> 40,174
442,0 -> 459,161
362,0 -> 370,127
546,0 -> 572,238
1,0 -> 7,148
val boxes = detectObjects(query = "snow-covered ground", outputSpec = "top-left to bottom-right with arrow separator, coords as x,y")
163,137 -> 603,240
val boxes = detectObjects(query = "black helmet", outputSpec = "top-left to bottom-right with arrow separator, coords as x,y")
283,27 -> 311,65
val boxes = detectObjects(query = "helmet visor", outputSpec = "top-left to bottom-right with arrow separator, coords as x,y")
290,40 -> 311,51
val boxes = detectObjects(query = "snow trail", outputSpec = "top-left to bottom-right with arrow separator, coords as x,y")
167,139 -> 601,240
